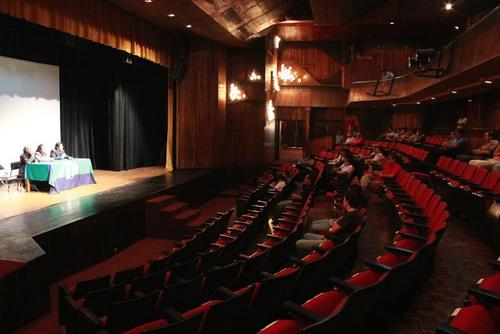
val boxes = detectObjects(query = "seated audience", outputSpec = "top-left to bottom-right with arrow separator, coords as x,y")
335,131 -> 345,145
469,144 -> 500,170
344,132 -> 354,145
365,147 -> 385,167
345,132 -> 363,146
19,146 -> 34,178
271,176 -> 287,192
393,128 -> 406,142
428,129 -> 468,163
34,144 -> 53,162
360,153 -> 400,192
50,142 -> 68,159
381,68 -> 395,80
295,187 -> 363,256
379,127 -> 395,140
457,131 -> 498,162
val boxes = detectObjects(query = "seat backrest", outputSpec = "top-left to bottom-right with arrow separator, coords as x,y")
106,290 -> 160,334
238,250 -> 269,287
84,282 -> 127,317
73,275 -> 111,299
10,161 -> 21,173
446,160 -> 459,173
160,275 -> 204,312
416,188 -> 433,209
461,165 -> 478,181
452,161 -> 467,177
203,262 -> 242,297
147,256 -> 173,274
481,171 -> 500,191
113,265 -> 144,285
424,194 -> 442,217
130,270 -> 166,295
168,256 -> 201,283
470,168 -> 489,185
440,157 -> 452,170
252,266 -> 301,310
143,312 -> 204,334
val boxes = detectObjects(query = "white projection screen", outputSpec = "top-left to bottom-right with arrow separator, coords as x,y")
0,55 -> 61,172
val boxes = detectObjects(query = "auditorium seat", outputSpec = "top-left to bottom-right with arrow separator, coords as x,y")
159,275 -> 204,313
122,311 -> 203,334
129,270 -> 167,295
113,265 -> 145,285
437,305 -> 499,334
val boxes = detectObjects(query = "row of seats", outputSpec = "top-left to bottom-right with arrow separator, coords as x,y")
258,163 -> 450,334
437,257 -> 500,334
58,163 -> 315,334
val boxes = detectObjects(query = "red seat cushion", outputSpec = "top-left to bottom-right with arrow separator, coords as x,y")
393,239 -> 419,251
302,290 -> 348,317
347,270 -> 382,287
449,305 -> 498,334
318,240 -> 335,250
274,267 -> 298,278
302,252 -> 322,264
376,253 -> 408,267
123,319 -> 169,334
183,300 -> 221,319
258,319 -> 305,334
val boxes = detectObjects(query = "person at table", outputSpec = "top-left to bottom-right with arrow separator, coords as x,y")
50,142 -> 68,159
34,144 -> 53,162
19,146 -> 34,178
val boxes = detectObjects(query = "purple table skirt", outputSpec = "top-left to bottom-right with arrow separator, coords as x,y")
49,173 -> 96,194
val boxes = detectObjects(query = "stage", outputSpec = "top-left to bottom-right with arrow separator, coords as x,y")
0,167 -> 216,331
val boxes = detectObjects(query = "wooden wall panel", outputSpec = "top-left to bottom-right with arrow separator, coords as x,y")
0,0 -> 172,66
177,40 -> 266,169
392,106 -> 424,129
176,39 -> 226,169
281,43 -> 344,84
225,47 -> 266,166
275,86 -> 348,108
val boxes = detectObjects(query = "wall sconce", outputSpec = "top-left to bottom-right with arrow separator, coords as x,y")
274,35 -> 281,49
266,100 -> 275,121
228,82 -> 246,102
272,71 -> 280,92
278,64 -> 297,83
249,69 -> 262,81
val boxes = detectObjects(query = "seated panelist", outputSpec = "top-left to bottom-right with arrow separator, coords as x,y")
50,142 -> 68,159
34,144 -> 53,162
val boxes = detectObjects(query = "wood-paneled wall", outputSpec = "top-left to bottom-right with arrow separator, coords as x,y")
176,39 -> 266,169
225,47 -> 266,166
176,39 -> 227,169
392,106 -> 424,129
281,43 -> 344,85
0,0 -> 172,66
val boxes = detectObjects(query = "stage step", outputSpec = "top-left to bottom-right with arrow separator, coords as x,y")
160,202 -> 190,217
171,209 -> 201,224
145,194 -> 177,208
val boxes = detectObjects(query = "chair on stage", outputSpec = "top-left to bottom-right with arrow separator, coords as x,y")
0,162 -> 22,192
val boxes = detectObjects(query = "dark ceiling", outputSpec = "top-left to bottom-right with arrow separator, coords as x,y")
107,0 -> 499,45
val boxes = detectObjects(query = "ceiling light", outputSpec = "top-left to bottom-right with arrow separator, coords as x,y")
451,90 -> 458,94
391,103 -> 397,107
168,13 -> 175,17
390,22 -> 395,25
186,24 -> 192,28
484,80 -> 493,84
430,97 -> 436,100
144,0 -> 153,3
266,100 -> 275,121
445,3 -> 453,11
416,101 -> 421,105
454,25 -> 459,30
249,69 -> 262,81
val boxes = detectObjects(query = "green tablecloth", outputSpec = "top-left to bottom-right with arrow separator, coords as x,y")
26,159 -> 95,193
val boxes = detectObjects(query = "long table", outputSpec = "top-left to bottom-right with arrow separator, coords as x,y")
25,158 -> 96,194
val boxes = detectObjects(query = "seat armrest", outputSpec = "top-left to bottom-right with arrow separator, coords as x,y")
467,286 -> 500,306
289,257 -> 304,266
257,243 -> 272,250
282,300 -> 324,323
238,254 -> 251,261
164,308 -> 186,322
234,220 -> 251,226
79,306 -> 102,327
216,287 -> 237,299
260,271 -> 274,279
436,323 -> 467,334
402,221 -> 428,229
362,260 -> 392,272
273,225 -> 292,233
384,245 -> 415,256
266,234 -> 283,241
398,231 -> 427,242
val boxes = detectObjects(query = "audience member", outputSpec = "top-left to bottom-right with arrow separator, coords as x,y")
344,132 -> 354,145
428,129 -> 468,163
295,187 -> 363,256
360,153 -> 400,192
379,127 -> 395,140
335,131 -> 345,145
457,131 -> 498,162
381,68 -> 395,80
469,144 -> 500,170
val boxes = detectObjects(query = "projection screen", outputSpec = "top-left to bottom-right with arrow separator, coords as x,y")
0,55 -> 60,172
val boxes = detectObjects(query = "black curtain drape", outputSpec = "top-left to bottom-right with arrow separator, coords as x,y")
0,13 -> 168,171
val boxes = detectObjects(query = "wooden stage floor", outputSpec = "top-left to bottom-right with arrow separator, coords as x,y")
0,166 -> 168,221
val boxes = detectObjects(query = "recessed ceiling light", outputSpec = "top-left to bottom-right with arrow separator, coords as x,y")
451,90 -> 458,94
168,13 -> 175,17
416,101 -> 421,105
454,25 -> 459,30
445,3 -> 453,11
484,80 -> 493,84
392,103 -> 397,107
468,99 -> 472,102
144,0 -> 153,3
186,24 -> 192,28
430,97 -> 436,100
390,22 -> 395,25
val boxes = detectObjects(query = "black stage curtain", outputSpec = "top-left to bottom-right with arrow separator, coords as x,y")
0,13 -> 168,170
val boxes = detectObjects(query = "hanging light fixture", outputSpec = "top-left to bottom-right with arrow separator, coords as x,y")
228,83 -> 246,102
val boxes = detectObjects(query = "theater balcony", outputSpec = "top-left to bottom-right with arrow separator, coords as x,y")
347,5 -> 500,107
